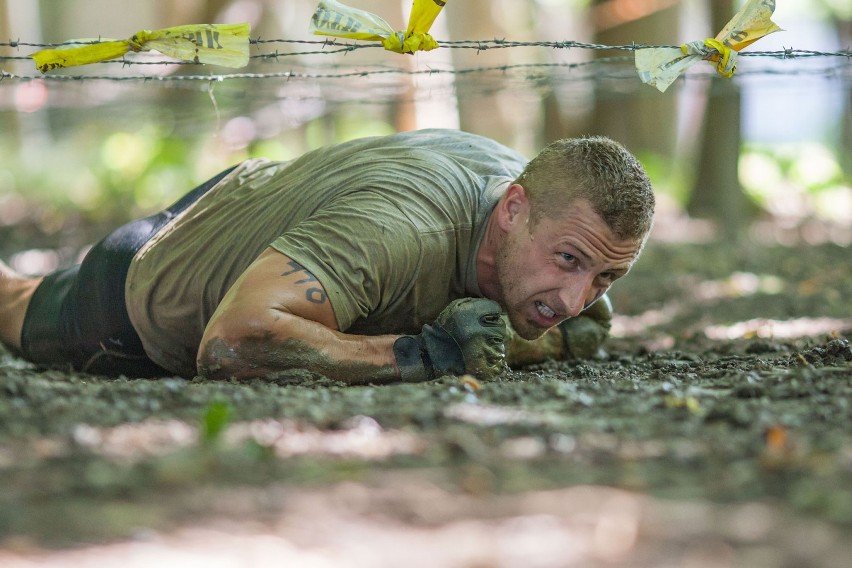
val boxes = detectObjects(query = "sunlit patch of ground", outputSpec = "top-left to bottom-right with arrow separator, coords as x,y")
65,415 -> 425,462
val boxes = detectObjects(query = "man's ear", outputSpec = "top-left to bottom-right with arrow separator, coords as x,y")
497,184 -> 529,231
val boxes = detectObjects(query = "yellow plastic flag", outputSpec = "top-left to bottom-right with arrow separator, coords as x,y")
635,0 -> 782,92
32,23 -> 251,73
309,0 -> 448,54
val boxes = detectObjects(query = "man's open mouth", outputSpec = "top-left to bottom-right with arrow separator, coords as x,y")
535,301 -> 556,319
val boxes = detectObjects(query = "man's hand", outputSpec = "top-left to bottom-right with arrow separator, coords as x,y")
558,294 -> 613,359
393,298 -> 507,382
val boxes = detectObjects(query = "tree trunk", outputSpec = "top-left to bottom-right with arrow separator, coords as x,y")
685,0 -> 748,241
839,19 -> 852,179
0,0 -> 20,148
536,1 -> 591,145
590,2 -> 681,156
445,0 -> 520,147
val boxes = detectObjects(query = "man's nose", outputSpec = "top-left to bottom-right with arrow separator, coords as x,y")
559,278 -> 595,318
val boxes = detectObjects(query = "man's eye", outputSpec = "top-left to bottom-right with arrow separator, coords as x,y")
561,253 -> 576,264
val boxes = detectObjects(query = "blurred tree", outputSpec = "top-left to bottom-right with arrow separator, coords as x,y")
590,0 -> 680,156
446,0 -> 515,144
158,0 -> 232,24
0,0 -> 19,147
839,18 -> 851,178
685,0 -> 749,240
535,0 -> 594,146
381,0 -> 419,133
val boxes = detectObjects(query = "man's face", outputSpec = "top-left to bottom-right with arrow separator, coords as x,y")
495,194 -> 643,340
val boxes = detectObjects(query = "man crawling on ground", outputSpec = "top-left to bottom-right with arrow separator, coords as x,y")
0,129 -> 654,383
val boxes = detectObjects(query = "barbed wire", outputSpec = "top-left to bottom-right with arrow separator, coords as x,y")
2,36 -> 850,55
1,37 -> 849,61
0,37 -> 849,88
2,47 -> 850,68
3,63 -> 848,87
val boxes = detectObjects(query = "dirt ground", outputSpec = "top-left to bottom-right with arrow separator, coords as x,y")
0,231 -> 850,567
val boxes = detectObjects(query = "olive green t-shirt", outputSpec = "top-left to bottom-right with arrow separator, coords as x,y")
125,129 -> 528,377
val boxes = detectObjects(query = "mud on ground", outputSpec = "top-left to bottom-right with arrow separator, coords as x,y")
0,240 -> 850,567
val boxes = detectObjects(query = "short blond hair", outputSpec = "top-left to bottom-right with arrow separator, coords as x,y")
515,136 -> 654,242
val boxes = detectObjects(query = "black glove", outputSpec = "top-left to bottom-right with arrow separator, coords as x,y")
558,294 -> 613,359
393,298 -> 507,382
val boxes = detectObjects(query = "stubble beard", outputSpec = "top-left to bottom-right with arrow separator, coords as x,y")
494,231 -> 547,341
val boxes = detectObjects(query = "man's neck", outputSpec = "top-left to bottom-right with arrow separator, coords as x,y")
475,197 -> 504,301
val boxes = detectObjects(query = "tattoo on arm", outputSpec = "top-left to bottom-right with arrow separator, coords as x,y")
281,260 -> 328,304
281,260 -> 306,277
305,288 -> 327,304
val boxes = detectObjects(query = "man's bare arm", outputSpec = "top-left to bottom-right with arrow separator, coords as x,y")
197,247 -> 400,384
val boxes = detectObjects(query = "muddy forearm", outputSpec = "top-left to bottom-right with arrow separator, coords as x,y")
506,326 -> 565,367
197,312 -> 400,384
506,295 -> 614,366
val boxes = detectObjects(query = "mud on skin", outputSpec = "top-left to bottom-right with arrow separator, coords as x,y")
198,335 -> 398,385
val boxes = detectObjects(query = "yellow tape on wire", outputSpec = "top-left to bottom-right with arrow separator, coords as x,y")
31,23 -> 251,73
309,0 -> 448,54
635,0 -> 782,92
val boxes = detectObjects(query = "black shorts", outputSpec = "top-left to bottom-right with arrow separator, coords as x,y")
20,166 -> 236,377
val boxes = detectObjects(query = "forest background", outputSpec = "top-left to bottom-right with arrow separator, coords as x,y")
0,0 -> 850,268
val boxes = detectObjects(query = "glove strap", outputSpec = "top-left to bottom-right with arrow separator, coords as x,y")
392,335 -> 432,382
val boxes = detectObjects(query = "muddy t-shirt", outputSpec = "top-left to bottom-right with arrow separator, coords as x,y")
125,129 -> 528,377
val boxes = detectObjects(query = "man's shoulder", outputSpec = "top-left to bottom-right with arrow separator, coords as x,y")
389,129 -> 528,180
302,129 -> 526,175
393,128 -> 523,154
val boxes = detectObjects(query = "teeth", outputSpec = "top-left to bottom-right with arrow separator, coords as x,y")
536,301 -> 556,318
